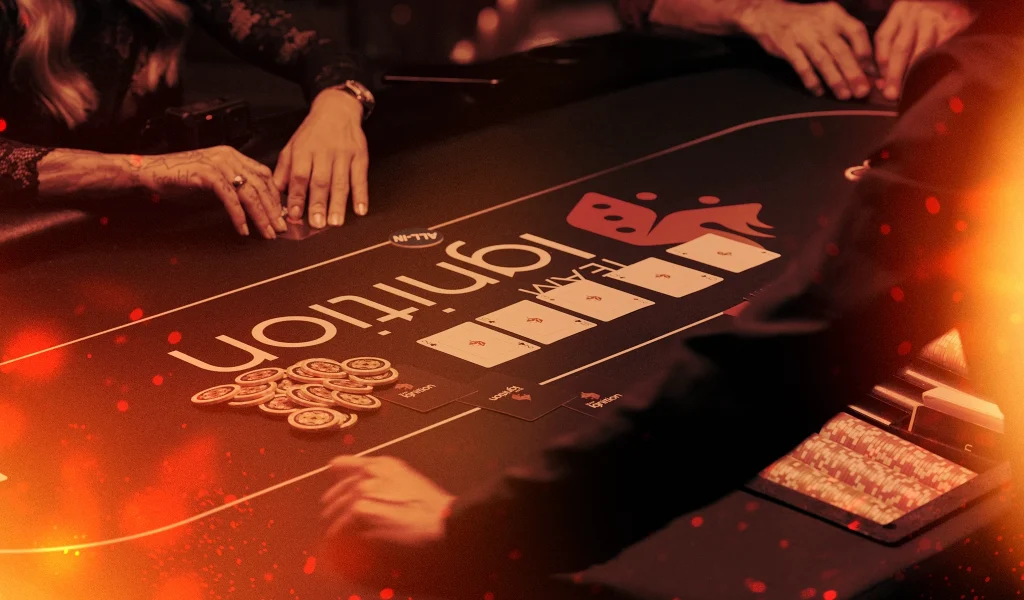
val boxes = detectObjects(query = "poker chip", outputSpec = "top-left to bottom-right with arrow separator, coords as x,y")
235,367 -> 285,385
287,386 -> 331,408
336,411 -> 358,430
227,390 -> 276,407
300,358 -> 347,377
287,364 -> 324,384
258,394 -> 301,416
288,407 -> 346,432
348,368 -> 399,387
233,382 -> 277,401
191,384 -> 241,406
340,357 -> 391,376
324,378 -> 374,394
277,377 -> 296,391
331,392 -> 382,412
298,384 -> 338,406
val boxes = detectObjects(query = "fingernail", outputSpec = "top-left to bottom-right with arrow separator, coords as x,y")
355,203 -> 367,216
836,89 -> 851,101
241,224 -> 250,236
311,213 -> 325,228
275,218 -> 288,232
264,224 -> 277,239
854,84 -> 870,97
288,205 -> 303,219
884,86 -> 899,100
813,88 -> 825,97
328,214 -> 343,226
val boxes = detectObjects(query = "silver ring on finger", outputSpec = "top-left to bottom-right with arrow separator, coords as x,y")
232,174 -> 248,189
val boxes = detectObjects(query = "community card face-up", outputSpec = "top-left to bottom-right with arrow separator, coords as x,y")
460,372 -> 567,421
476,300 -> 596,345
373,364 -> 477,412
603,257 -> 723,298
667,233 -> 781,273
536,279 -> 654,322
417,322 -> 540,368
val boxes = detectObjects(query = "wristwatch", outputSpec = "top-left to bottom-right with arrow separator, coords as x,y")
332,80 -> 375,121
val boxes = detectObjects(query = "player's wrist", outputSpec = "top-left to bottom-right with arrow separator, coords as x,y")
734,0 -> 787,37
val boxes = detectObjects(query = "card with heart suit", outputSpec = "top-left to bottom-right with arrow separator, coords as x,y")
667,233 -> 781,273
604,257 -> 722,298
417,322 -> 539,368
536,279 -> 654,322
477,300 -> 596,344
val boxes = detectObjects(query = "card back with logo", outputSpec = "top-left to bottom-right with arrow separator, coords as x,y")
374,364 -> 476,412
460,372 -> 568,421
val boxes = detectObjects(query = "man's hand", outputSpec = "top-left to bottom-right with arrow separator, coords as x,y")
737,2 -> 876,100
320,456 -> 455,549
874,0 -> 973,101
273,89 -> 369,228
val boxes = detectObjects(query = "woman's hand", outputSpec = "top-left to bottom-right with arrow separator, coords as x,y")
874,0 -> 973,101
139,146 -> 287,239
274,89 -> 369,229
737,1 -> 875,100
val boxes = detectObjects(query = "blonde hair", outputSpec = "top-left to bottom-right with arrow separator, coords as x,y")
12,0 -> 191,129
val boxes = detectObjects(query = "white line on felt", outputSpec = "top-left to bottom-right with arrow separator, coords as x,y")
537,312 -> 725,386
1,110 -> 896,365
0,407 -> 482,555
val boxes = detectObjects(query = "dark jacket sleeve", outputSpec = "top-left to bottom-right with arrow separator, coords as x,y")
390,13 -> 1024,599
183,0 -> 362,104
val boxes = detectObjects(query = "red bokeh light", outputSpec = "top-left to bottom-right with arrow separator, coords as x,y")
168,331 -> 182,344
303,556 -> 317,574
925,196 -> 941,214
897,341 -> 913,356
690,516 -> 704,527
129,307 -> 144,321
152,375 -> 164,386
1,327 -> 65,378
116,400 -> 129,412
379,589 -> 395,600
880,223 -> 891,235
0,401 -> 27,447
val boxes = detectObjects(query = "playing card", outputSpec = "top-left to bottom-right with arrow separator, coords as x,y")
604,257 -> 722,298
374,364 -> 476,412
477,300 -> 596,344
417,322 -> 539,368
460,372 -> 566,421
667,233 -> 781,273
536,279 -> 653,322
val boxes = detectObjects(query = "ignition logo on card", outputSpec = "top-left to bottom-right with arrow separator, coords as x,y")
566,192 -> 774,248
374,365 -> 476,413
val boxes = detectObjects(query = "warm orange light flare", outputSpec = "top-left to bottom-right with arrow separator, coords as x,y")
1,327 -> 65,378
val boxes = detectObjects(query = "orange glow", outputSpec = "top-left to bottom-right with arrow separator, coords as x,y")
0,400 -> 27,447
154,573 -> 205,600
1,327 -> 65,378
119,487 -> 188,546
303,556 -> 317,574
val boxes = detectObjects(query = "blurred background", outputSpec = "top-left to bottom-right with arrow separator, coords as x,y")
185,0 -> 623,114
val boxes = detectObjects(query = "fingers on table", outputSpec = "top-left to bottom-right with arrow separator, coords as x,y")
881,24 -> 917,100
328,154 -> 351,227
779,40 -> 824,97
801,39 -> 850,99
204,170 -> 250,237
307,153 -> 333,229
242,157 -> 287,232
351,150 -> 370,217
221,159 -> 276,239
286,149 -> 314,225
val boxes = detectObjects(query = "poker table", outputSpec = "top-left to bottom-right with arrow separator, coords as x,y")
0,33 -> 1010,600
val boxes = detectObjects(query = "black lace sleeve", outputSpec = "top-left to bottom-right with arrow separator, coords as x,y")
0,138 -> 53,203
185,0 -> 362,104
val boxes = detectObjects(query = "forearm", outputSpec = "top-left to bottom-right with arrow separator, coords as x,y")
36,149 -> 146,199
648,0 -> 781,35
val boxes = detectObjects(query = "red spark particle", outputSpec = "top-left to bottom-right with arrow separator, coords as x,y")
745,501 -> 759,512
825,243 -> 839,257
99,216 -> 109,226
348,596 -> 361,600
950,97 -> 964,114
508,549 -> 522,560
86,353 -> 92,359
956,220 -> 968,232
343,434 -> 355,446
745,578 -> 767,593
779,539 -> 790,549
129,308 -> 144,321
303,556 -> 317,575
690,516 -> 704,528
484,593 -> 495,600
897,341 -> 913,356
847,520 -> 861,531
737,521 -> 748,532
169,257 -> 179,265
880,223 -> 891,235
0,119 -> 6,133
935,122 -> 948,135
223,494 -> 238,504
167,331 -> 182,344
823,590 -> 837,600
114,335 -> 128,345
925,196 -> 941,214
890,287 -> 905,302
379,589 -> 394,600
953,291 -> 965,303
880,150 -> 890,160
264,573 -> 274,582
152,375 -> 165,386
116,400 -> 129,412
800,589 -> 817,599
73,305 -> 86,315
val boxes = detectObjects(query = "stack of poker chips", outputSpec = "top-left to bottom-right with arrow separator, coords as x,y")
189,357 -> 399,433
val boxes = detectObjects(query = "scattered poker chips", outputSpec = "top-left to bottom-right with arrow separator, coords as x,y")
189,357 -> 397,434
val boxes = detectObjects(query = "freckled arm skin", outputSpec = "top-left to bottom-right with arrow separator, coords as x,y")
373,11 -> 1024,600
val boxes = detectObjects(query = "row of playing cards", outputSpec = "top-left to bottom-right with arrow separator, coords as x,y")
417,234 -> 780,368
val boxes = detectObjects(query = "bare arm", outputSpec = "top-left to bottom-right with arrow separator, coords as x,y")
648,0 -> 778,35
35,149 -> 146,199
